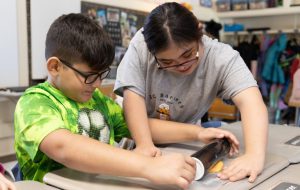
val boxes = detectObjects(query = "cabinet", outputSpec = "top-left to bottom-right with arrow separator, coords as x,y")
208,98 -> 239,120
0,93 -> 22,157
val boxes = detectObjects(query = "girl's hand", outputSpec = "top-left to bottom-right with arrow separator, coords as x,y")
197,128 -> 239,156
134,144 -> 162,157
218,153 -> 264,182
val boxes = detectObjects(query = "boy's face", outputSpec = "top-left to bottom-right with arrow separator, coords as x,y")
48,57 -> 108,103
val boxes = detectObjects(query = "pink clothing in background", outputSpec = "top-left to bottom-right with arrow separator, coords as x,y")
0,163 -> 4,175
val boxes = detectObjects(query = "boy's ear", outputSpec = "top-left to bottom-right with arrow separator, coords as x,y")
47,57 -> 62,77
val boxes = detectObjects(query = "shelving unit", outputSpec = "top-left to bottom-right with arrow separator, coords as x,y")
223,29 -> 299,36
217,6 -> 300,18
216,5 -> 300,125
218,6 -> 300,41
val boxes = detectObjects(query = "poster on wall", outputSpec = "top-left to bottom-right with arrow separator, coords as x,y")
81,1 -> 148,78
107,8 -> 120,22
97,9 -> 107,27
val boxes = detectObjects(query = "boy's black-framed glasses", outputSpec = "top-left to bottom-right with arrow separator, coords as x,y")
155,47 -> 199,70
58,58 -> 110,84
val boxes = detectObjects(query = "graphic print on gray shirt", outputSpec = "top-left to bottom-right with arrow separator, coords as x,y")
114,29 -> 257,124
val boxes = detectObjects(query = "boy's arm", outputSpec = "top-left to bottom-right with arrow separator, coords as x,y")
219,87 -> 268,182
123,89 -> 161,157
40,129 -> 195,189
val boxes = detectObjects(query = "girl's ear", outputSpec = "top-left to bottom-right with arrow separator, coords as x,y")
198,22 -> 204,30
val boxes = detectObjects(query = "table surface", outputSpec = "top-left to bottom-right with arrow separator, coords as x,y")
253,164 -> 300,190
14,181 -> 59,190
43,122 -> 300,190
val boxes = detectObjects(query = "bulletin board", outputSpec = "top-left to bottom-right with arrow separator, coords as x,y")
81,1 -> 148,78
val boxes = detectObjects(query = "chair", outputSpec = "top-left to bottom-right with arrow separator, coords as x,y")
208,98 -> 239,121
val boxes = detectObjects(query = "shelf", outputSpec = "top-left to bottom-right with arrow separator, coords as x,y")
0,91 -> 23,97
223,29 -> 299,35
217,6 -> 300,18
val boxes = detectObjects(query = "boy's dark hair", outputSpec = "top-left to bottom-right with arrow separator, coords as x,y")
45,13 -> 114,71
143,2 -> 202,54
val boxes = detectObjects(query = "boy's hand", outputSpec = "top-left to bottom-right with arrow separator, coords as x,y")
197,128 -> 239,156
134,144 -> 162,157
0,173 -> 16,190
218,153 -> 264,183
144,153 -> 196,189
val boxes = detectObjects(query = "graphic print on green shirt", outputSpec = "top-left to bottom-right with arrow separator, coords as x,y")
78,108 -> 110,143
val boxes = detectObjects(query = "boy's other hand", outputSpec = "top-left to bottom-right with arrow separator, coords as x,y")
134,144 -> 162,157
0,173 -> 16,190
144,153 -> 196,189
197,128 -> 239,157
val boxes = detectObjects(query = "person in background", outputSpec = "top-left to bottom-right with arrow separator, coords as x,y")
14,13 -> 198,189
114,2 -> 268,183
0,163 -> 15,190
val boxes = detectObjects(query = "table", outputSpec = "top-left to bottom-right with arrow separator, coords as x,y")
253,164 -> 300,190
14,181 -> 58,190
43,122 -> 300,190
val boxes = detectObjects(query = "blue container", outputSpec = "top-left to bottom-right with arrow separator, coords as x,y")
224,23 -> 245,32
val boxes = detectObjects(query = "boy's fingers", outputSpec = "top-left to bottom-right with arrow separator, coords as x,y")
181,168 -> 195,183
176,177 -> 190,190
184,161 -> 196,175
185,156 -> 196,167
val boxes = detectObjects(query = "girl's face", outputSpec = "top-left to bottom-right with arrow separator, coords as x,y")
154,40 -> 203,75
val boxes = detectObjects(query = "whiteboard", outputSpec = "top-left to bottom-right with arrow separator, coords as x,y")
0,0 -> 19,87
30,0 -> 80,79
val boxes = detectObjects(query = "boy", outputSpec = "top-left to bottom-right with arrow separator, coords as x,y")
14,13 -> 196,189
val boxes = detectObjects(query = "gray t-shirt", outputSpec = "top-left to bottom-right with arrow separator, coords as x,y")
114,29 -> 257,124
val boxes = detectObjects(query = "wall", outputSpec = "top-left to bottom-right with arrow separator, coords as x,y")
0,0 -> 218,85
0,0 -> 19,87
30,0 -> 217,80
30,0 -> 81,79
30,0 -> 158,80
